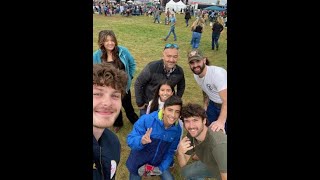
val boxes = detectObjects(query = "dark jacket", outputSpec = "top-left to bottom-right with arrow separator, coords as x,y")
93,129 -> 121,180
185,11 -> 191,19
212,22 -> 224,35
134,60 -> 185,107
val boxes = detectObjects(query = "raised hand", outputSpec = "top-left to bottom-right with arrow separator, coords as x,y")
177,136 -> 194,154
141,128 -> 153,145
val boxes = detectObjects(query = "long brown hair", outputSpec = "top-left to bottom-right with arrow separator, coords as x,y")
149,80 -> 176,113
98,30 -> 124,70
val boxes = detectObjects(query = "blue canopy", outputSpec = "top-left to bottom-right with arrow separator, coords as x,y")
204,6 -> 225,11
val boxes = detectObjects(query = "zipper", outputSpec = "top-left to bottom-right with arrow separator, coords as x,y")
99,146 -> 104,180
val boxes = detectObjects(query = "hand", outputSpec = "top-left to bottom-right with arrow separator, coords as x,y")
209,121 -> 226,133
141,128 -> 152,145
177,136 -> 194,154
138,164 -> 162,176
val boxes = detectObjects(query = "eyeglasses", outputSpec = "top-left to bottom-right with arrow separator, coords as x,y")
164,43 -> 179,50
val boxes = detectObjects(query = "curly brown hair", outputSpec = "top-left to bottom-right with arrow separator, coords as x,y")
93,63 -> 128,97
180,103 -> 207,122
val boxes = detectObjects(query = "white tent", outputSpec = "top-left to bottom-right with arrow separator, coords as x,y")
165,0 -> 177,12
175,1 -> 186,12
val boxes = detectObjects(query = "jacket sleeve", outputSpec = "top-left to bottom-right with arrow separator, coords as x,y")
157,131 -> 181,172
134,63 -> 152,107
122,47 -> 136,79
93,50 -> 102,64
176,67 -> 185,98
126,116 -> 148,150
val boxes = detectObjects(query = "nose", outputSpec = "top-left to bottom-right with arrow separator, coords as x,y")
101,95 -> 111,107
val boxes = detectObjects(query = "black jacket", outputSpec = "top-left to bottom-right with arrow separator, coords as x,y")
134,60 -> 185,107
93,129 -> 121,180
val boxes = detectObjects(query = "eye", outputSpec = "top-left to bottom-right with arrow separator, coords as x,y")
93,93 -> 102,97
112,94 -> 121,99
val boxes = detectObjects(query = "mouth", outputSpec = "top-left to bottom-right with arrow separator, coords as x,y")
95,109 -> 113,116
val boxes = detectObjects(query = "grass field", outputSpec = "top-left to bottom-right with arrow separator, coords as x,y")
93,12 -> 227,180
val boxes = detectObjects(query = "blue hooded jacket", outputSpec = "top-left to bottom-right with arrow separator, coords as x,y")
126,110 -> 181,175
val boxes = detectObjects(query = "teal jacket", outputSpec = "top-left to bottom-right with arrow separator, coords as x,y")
93,46 -> 136,92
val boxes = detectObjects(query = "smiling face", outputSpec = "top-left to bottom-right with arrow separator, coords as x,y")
162,105 -> 181,128
162,48 -> 179,70
159,84 -> 174,102
103,35 -> 116,52
93,85 -> 122,129
183,116 -> 207,138
189,59 -> 206,75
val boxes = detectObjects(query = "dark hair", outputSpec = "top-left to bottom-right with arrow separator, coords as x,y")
149,80 -> 176,113
205,57 -> 210,65
180,103 -> 207,122
98,30 -> 124,70
164,95 -> 183,109
93,63 -> 128,97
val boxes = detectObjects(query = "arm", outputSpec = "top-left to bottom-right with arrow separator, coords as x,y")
93,49 -> 102,64
123,47 -> 136,79
221,173 -> 227,180
203,91 -> 209,111
217,89 -> 227,124
126,116 -> 149,150
176,136 -> 193,167
210,88 -> 227,132
212,138 -> 227,179
134,64 -> 152,107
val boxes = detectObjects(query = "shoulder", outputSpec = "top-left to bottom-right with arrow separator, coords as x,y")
214,66 -> 227,73
148,60 -> 162,68
175,65 -> 185,72
93,49 -> 102,56
118,45 -> 130,53
102,128 -> 120,144
207,130 -> 227,145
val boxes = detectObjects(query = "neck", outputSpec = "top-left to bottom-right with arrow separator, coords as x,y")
93,126 -> 104,141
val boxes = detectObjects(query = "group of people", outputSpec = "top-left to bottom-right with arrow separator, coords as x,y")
92,29 -> 227,180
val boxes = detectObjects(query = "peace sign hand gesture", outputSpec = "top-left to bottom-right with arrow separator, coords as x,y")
141,128 -> 153,145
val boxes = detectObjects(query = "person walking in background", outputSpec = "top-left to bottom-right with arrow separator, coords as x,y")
93,30 -> 139,133
187,49 -> 227,133
165,8 -> 170,25
126,95 -> 183,180
164,13 -> 177,41
184,9 -> 191,27
153,8 -> 160,23
177,103 -> 227,180
211,16 -> 224,50
190,17 -> 205,49
134,43 -> 185,117
93,63 -> 128,180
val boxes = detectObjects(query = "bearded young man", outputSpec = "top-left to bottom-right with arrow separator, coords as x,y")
187,48 -> 227,133
177,103 -> 227,180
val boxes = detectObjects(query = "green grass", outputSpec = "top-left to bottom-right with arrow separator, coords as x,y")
93,13 -> 227,180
